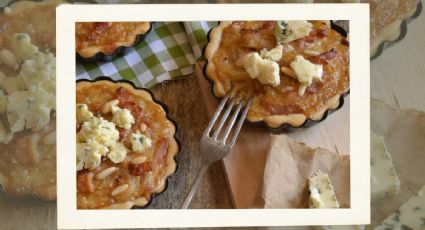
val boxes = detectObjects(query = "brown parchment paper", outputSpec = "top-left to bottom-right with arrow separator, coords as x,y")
370,99 -> 425,228
252,135 -> 350,209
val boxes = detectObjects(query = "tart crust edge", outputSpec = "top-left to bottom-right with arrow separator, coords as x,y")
370,2 -> 420,57
76,22 -> 152,58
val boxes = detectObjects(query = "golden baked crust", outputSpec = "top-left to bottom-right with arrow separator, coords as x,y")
75,22 -> 151,58
0,119 -> 56,201
76,79 -> 179,209
0,0 -> 63,52
369,0 -> 420,57
0,0 -> 60,201
205,21 -> 349,128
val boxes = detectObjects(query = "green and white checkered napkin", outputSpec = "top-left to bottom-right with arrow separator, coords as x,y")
76,21 -> 218,88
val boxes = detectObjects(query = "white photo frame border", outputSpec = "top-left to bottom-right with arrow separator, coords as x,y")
56,3 -> 370,229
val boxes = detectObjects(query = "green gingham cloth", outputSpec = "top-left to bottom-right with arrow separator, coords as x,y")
76,21 -> 218,88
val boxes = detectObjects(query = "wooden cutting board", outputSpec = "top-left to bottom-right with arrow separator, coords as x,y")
195,62 -> 350,208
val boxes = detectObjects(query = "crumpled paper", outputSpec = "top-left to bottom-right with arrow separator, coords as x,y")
370,99 -> 425,228
252,135 -> 350,209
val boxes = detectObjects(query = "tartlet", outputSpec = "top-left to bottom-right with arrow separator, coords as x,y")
76,78 -> 179,209
204,21 -> 349,130
76,22 -> 152,62
369,0 -> 422,58
0,0 -> 60,201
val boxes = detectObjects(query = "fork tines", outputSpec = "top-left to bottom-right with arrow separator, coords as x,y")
204,92 -> 253,146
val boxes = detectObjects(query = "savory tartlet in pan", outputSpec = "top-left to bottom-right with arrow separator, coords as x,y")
205,21 -> 349,130
76,22 -> 152,62
0,0 -> 60,201
76,78 -> 179,209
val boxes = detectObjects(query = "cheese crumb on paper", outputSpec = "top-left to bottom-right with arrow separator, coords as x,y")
308,170 -> 340,208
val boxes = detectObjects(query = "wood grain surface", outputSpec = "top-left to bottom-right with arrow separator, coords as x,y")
1,2 -> 425,230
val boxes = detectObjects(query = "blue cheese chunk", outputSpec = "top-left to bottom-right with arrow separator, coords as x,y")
290,55 -> 323,95
77,104 -> 131,169
276,20 -> 313,43
78,116 -> 119,146
7,88 -> 53,133
10,33 -> 38,61
259,44 -> 283,62
77,142 -> 109,171
308,170 -> 340,208
375,185 -> 425,230
371,132 -> 400,202
111,105 -> 135,130
18,51 -> 56,93
130,131 -> 152,153
0,34 -> 56,135
0,49 -> 18,69
76,104 -> 93,125
238,52 -> 280,87
107,142 -> 128,163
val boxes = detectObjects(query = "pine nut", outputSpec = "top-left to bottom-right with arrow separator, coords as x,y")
280,66 -> 297,79
95,167 -> 117,180
105,201 -> 133,209
131,156 -> 147,165
111,184 -> 128,196
101,99 -> 119,114
139,123 -> 147,132
304,50 -> 321,56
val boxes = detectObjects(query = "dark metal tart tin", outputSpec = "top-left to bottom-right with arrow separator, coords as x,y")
76,22 -> 153,63
76,77 -> 180,209
371,1 -> 422,60
203,21 -> 349,133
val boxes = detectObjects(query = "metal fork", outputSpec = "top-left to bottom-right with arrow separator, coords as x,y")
180,93 -> 253,209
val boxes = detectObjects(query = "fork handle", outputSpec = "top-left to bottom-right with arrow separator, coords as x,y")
180,163 -> 209,209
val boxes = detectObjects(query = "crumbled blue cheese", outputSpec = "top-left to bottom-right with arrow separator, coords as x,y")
107,142 -> 128,163
0,49 -> 18,69
259,44 -> 283,62
111,105 -> 135,130
10,33 -> 38,61
0,33 -> 56,143
17,52 -> 55,93
77,104 -> 131,170
77,142 -> 109,171
78,116 -> 119,146
290,55 -> 323,95
308,170 -> 340,208
371,132 -> 400,202
275,20 -> 313,43
1,76 -> 24,94
130,131 -> 152,153
7,87 -> 53,133
76,104 -> 93,125
238,52 -> 280,87
375,185 -> 425,230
